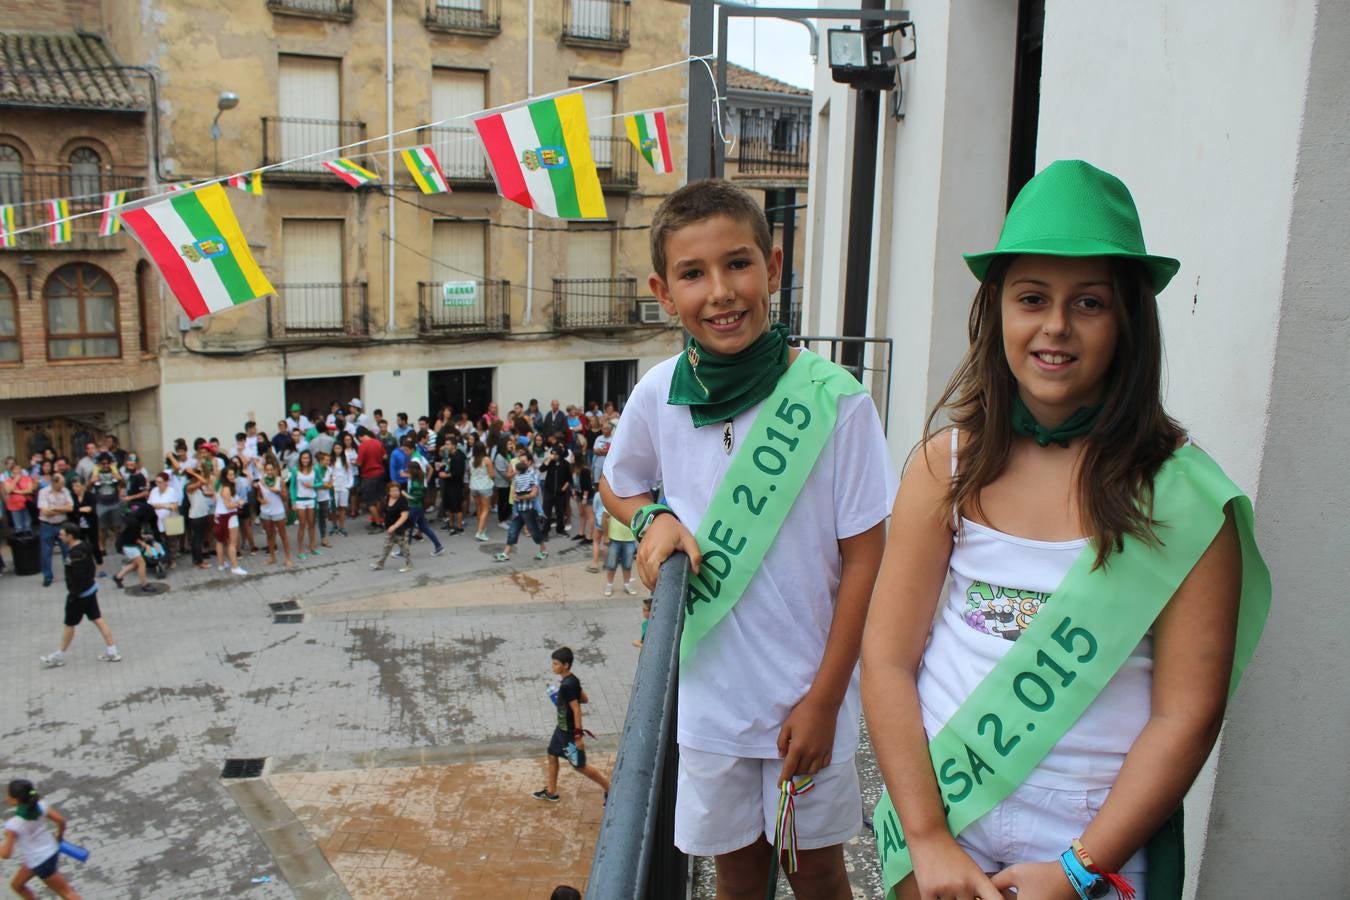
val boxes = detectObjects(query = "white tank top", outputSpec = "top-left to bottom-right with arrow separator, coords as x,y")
213,488 -> 233,516
916,431 -> 1153,790
294,469 -> 316,499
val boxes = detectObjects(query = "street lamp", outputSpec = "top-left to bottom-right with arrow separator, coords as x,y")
211,91 -> 240,175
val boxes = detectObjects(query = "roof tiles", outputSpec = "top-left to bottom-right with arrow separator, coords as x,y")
0,31 -> 144,111
724,62 -> 811,97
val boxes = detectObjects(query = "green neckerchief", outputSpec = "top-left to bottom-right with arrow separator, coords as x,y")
668,322 -> 791,427
1011,392 -> 1101,448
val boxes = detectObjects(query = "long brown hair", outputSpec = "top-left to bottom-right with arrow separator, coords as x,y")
926,256 -> 1184,567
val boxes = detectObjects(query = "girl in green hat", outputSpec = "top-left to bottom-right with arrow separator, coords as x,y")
862,161 -> 1269,900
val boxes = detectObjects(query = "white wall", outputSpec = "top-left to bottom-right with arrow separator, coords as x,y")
160,372 -> 284,446
1036,0 -> 1315,493
496,359 -> 584,412
363,368 -> 429,425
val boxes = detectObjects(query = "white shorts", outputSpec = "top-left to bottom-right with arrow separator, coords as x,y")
956,780 -> 1147,889
674,745 -> 862,857
335,488 -> 349,507
293,498 -> 315,510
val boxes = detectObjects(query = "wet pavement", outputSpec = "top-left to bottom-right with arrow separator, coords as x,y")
3,524 -> 885,897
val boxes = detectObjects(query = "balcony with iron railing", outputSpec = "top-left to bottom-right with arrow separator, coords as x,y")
561,0 -> 630,49
552,277 -> 647,330
267,283 -> 370,341
592,135 -> 637,192
261,118 -> 368,181
0,167 -> 146,251
417,280 -> 510,335
769,295 -> 803,333
735,108 -> 811,179
424,0 -> 500,34
266,0 -> 355,21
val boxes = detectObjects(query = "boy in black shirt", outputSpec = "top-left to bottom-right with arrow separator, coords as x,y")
533,647 -> 610,802
40,524 -> 121,667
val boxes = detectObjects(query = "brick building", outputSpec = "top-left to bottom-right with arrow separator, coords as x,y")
0,25 -> 161,462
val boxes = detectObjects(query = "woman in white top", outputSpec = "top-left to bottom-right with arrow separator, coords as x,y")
329,447 -> 352,537
289,450 -> 318,560
254,459 -> 293,569
862,163 -> 1251,900
147,472 -> 180,568
212,462 -> 247,576
3,779 -> 79,899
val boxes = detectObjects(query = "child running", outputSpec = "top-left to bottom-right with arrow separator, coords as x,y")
861,160 -> 1270,900
533,647 -> 610,803
2,780 -> 81,899
601,180 -> 893,899
370,481 -> 412,572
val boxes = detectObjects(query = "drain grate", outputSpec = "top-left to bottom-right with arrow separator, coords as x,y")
273,612 -> 304,625
221,757 -> 266,779
268,600 -> 299,612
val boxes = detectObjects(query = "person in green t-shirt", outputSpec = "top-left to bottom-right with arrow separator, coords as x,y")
404,460 -> 444,557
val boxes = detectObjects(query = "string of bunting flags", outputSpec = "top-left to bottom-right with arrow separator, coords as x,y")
2,54 -> 725,325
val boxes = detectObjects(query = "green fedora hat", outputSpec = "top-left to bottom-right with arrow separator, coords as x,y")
964,159 -> 1180,293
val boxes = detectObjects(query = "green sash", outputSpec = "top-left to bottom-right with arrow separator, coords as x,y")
873,443 -> 1271,898
681,352 -> 866,664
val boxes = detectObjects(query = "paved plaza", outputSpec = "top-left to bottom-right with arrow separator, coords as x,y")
4,526 -> 883,898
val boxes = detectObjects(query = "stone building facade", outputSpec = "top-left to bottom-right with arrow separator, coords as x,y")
0,23 -> 161,461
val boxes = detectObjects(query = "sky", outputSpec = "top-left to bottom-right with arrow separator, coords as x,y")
722,4 -> 820,91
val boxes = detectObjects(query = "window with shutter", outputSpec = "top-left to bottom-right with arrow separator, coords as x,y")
279,56 -> 341,173
432,69 -> 488,179
282,219 -> 344,330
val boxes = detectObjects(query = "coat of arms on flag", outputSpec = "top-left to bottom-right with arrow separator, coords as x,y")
401,146 -> 451,194
118,183 -> 274,322
471,93 -> 606,220
625,111 -> 674,175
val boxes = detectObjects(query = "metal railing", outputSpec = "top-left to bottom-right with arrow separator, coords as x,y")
592,135 -> 638,191
587,554 -> 689,899
561,0 -> 630,47
736,108 -> 811,177
796,335 -> 895,434
424,0 -> 501,33
266,0 -> 355,19
769,296 -> 803,333
552,277 -> 640,329
417,280 -> 510,334
0,167 -> 145,250
261,117 -> 368,176
267,282 -> 370,341
416,125 -> 493,185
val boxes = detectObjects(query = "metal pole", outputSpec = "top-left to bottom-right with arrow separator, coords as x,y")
839,0 -> 884,373
525,0 -> 536,322
779,186 -> 796,327
385,0 -> 396,333
687,0 -> 715,181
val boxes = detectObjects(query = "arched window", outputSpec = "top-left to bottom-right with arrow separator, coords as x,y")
0,273 -> 18,362
0,144 -> 22,205
45,263 -> 120,360
68,147 -> 102,197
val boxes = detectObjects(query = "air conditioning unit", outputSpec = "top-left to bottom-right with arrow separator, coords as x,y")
638,301 -> 669,324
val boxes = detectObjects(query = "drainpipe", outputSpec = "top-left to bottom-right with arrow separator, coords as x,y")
525,0 -> 536,323
386,0 -> 396,333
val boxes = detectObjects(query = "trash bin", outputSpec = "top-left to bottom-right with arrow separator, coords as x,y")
8,532 -> 39,576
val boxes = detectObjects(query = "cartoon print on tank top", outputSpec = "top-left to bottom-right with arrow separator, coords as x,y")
962,580 -> 1051,641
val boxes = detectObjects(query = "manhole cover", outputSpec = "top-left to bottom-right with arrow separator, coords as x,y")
268,600 -> 299,612
221,758 -> 266,779
273,612 -> 304,625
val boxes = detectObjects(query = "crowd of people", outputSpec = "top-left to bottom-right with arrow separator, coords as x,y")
0,395 -> 632,589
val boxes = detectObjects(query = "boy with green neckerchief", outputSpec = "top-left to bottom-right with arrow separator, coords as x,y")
600,180 -> 895,898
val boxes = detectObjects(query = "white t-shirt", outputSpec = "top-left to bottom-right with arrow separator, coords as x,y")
604,350 -> 896,759
148,484 -> 181,529
4,802 -> 57,869
257,478 -> 286,519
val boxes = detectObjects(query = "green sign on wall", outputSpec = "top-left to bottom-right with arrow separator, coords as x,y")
443,281 -> 478,307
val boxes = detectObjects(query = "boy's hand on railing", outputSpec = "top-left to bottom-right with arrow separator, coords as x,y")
776,693 -> 838,784
636,515 -> 701,590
